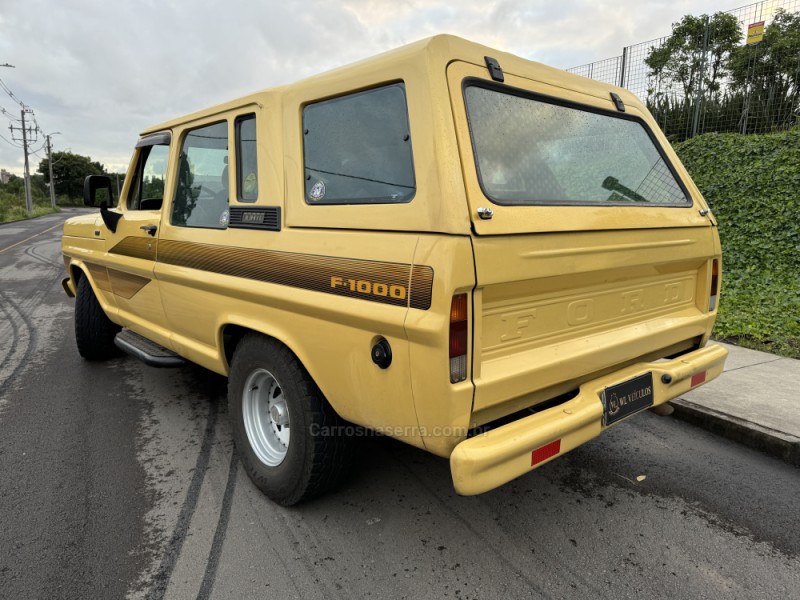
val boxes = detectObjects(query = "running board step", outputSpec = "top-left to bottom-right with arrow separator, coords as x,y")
114,329 -> 186,368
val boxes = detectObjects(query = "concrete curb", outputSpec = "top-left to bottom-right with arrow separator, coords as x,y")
670,398 -> 800,468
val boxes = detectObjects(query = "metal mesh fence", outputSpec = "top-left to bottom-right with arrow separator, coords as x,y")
567,55 -> 624,86
568,0 -> 800,140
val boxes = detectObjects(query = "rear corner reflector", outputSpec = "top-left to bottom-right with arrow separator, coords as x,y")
691,371 -> 707,387
531,439 -> 561,467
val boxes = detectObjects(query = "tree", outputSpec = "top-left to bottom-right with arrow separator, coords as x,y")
37,151 -> 105,201
728,9 -> 800,131
645,13 -> 742,99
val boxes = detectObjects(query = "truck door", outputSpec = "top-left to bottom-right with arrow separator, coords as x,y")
99,133 -> 171,348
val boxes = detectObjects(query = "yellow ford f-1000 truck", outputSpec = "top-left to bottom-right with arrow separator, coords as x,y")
61,35 -> 727,505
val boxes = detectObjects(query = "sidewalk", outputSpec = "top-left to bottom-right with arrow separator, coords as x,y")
670,342 -> 800,467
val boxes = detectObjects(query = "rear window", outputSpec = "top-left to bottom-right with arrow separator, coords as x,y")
302,83 -> 415,205
464,84 -> 690,206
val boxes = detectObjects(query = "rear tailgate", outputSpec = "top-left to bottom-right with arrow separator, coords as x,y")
470,228 -> 718,423
446,60 -> 721,424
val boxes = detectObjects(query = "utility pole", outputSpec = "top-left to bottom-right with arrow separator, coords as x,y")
20,107 -> 33,215
45,132 -> 61,208
8,106 -> 37,216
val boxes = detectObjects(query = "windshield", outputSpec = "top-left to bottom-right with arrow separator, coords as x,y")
464,84 -> 690,206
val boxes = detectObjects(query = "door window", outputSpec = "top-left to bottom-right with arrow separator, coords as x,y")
128,143 -> 170,211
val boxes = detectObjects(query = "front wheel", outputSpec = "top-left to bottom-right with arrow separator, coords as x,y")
228,334 -> 354,505
74,274 -> 120,360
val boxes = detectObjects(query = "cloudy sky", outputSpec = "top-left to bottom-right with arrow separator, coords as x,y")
0,0 -> 741,175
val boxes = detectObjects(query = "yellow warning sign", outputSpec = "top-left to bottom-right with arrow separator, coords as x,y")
747,21 -> 765,45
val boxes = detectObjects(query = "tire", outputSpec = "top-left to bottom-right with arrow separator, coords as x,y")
74,274 -> 121,360
228,333 -> 354,506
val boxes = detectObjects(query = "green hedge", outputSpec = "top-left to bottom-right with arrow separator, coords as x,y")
675,127 -> 800,357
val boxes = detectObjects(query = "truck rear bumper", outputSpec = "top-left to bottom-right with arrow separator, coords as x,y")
450,343 -> 728,495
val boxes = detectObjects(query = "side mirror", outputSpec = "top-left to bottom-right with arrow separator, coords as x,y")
83,175 -> 113,207
84,175 -> 122,233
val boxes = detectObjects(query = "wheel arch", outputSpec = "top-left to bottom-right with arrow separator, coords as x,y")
219,320 -> 346,414
67,260 -> 120,318
220,321 -> 316,386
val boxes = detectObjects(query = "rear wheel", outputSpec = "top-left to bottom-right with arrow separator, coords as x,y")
74,274 -> 120,360
228,334 -> 354,506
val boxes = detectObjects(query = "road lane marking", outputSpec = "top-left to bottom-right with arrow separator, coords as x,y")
0,222 -> 63,254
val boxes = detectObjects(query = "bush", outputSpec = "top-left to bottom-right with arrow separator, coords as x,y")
0,189 -> 58,222
675,127 -> 800,357
0,176 -> 59,223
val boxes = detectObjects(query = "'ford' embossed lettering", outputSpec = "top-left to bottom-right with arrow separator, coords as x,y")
500,310 -> 537,342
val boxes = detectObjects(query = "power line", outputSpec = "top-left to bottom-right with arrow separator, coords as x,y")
0,77 -> 27,109
1,105 -> 22,123
0,130 -> 23,147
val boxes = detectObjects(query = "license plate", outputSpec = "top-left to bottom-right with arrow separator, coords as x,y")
602,372 -> 654,426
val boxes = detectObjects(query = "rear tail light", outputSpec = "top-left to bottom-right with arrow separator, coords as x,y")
449,294 -> 468,383
709,259 -> 720,311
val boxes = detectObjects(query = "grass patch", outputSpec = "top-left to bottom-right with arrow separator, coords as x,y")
0,203 -> 59,223
675,127 -> 800,358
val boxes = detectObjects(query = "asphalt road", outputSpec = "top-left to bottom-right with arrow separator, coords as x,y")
1,210 -> 799,600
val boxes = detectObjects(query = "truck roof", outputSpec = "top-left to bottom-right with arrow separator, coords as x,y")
141,34 -> 639,137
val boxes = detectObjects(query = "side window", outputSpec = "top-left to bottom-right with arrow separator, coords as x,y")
128,144 -> 170,211
171,121 -> 229,229
302,83 -> 415,205
236,115 -> 258,202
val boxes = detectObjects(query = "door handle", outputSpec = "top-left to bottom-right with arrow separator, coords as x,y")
140,225 -> 158,236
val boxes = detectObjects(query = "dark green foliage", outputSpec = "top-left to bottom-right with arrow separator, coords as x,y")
728,10 -> 800,135
645,13 -> 742,99
0,173 -> 58,222
1,151 -> 125,221
37,151 -> 105,200
646,9 -> 800,141
675,128 -> 800,357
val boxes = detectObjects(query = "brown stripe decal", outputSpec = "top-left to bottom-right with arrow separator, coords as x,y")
85,263 -> 112,293
85,262 -> 151,299
107,268 -> 151,299
110,237 -> 434,310
409,265 -> 434,310
110,236 -> 158,260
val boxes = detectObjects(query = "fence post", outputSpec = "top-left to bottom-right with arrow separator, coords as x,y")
691,15 -> 710,138
619,47 -> 628,88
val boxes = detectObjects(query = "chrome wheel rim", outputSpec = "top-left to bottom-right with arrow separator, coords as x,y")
242,368 -> 290,466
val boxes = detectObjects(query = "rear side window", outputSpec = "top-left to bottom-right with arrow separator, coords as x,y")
302,83 -> 415,205
172,121 -> 229,229
464,84 -> 690,206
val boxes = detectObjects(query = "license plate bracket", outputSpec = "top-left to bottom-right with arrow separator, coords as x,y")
602,372 -> 654,426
